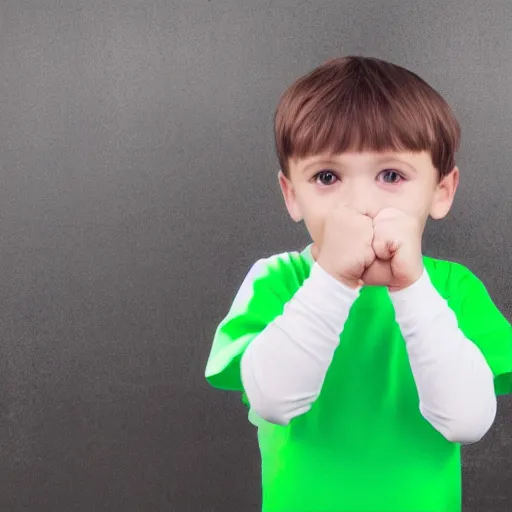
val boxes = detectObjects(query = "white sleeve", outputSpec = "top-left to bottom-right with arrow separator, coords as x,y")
389,269 -> 497,445
240,262 -> 360,426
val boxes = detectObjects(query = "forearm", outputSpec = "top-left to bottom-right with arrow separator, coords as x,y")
390,270 -> 497,444
241,263 -> 359,426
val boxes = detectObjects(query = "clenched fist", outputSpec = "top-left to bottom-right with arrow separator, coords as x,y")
311,206 -> 424,291
361,207 -> 424,291
311,204 -> 376,289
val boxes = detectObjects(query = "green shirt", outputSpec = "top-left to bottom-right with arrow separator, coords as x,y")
205,245 -> 512,512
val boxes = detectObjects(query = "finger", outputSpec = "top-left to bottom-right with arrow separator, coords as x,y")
374,237 -> 401,259
387,239 -> 400,254
361,258 -> 394,287
364,245 -> 376,268
363,207 -> 379,219
372,237 -> 393,260
372,207 -> 401,224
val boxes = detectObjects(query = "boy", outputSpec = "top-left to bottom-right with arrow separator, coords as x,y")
204,56 -> 512,512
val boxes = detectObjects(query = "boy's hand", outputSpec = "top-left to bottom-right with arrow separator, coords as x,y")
361,207 -> 424,291
311,204 -> 375,289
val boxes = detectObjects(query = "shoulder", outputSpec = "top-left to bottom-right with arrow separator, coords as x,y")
424,258 -> 512,395
423,255 -> 484,300
424,255 -> 509,327
248,246 -> 312,279
205,246 -> 314,390
231,246 -> 312,313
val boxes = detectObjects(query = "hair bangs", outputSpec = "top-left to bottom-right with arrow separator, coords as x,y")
274,56 -> 460,179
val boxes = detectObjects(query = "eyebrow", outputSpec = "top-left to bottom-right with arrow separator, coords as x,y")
300,156 -> 417,174
301,159 -> 340,174
375,157 -> 418,173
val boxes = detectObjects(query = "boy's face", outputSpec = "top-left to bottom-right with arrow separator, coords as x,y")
278,150 -> 459,246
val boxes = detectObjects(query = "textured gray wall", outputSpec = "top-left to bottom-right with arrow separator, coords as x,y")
0,0 -> 510,510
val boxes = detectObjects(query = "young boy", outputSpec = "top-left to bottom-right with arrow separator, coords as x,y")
204,56 -> 512,512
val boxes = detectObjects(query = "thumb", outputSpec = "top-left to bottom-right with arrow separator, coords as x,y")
388,239 -> 400,254
364,207 -> 379,219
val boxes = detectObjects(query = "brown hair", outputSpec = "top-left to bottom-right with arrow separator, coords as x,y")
274,56 -> 460,180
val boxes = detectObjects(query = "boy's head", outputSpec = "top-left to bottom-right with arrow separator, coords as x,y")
274,56 -> 461,242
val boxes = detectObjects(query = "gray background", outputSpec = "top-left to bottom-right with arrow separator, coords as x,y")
0,0 -> 510,510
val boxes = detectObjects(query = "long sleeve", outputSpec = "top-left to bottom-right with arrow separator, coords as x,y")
241,262 -> 497,440
240,262 -> 360,426
389,269 -> 497,444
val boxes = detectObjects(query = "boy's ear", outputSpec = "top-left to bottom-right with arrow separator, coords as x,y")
430,166 -> 460,220
277,170 -> 303,223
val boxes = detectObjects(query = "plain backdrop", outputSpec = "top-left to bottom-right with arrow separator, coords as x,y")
0,0 -> 511,511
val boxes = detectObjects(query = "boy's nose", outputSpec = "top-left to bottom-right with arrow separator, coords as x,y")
345,188 -> 379,217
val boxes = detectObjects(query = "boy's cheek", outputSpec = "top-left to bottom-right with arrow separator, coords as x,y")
302,213 -> 326,244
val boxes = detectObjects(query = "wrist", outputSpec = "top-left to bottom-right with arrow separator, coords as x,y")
310,263 -> 362,297
339,276 -> 363,290
316,259 -> 362,290
388,266 -> 425,292
388,267 -> 428,296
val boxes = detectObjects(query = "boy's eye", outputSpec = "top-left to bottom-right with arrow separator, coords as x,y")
313,169 -> 404,186
314,170 -> 338,186
378,169 -> 403,184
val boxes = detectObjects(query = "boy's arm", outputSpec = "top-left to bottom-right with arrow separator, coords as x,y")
240,262 -> 359,426
389,269 -> 499,445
